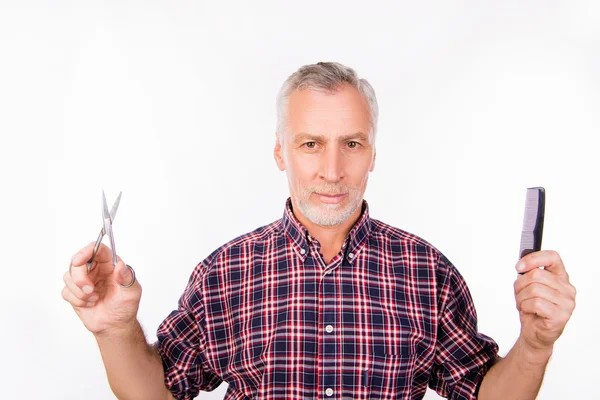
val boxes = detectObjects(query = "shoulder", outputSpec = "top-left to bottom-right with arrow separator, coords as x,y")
368,218 -> 460,279
194,218 -> 284,274
370,219 -> 475,305
369,218 -> 444,257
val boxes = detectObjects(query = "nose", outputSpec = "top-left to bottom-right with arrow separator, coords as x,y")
318,146 -> 344,182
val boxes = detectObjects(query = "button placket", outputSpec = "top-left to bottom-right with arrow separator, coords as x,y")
320,258 -> 338,398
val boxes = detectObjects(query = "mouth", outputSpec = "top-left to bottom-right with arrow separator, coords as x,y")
314,192 -> 348,204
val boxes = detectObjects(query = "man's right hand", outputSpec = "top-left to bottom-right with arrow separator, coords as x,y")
62,242 -> 142,336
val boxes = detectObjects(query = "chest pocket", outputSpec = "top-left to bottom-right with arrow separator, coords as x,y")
365,349 -> 415,399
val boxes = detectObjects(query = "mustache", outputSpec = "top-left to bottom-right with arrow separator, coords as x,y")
302,183 -> 359,196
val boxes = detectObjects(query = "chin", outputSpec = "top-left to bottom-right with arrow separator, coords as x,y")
317,201 -> 344,210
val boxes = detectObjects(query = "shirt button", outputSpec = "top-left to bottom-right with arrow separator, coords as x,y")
325,388 -> 334,396
300,248 -> 306,255
348,252 -> 354,259
325,325 -> 334,333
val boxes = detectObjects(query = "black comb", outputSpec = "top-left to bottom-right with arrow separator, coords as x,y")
519,187 -> 545,262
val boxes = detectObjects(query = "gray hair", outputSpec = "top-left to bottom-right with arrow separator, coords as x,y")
275,61 -> 379,143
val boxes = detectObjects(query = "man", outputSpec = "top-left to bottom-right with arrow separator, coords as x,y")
63,62 -> 576,400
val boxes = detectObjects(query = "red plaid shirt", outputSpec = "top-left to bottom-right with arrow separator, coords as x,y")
153,198 -> 499,399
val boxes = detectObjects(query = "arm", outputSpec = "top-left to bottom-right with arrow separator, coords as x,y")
478,338 -> 551,399
427,254 -> 501,399
479,250 -> 576,400
94,321 -> 175,400
62,244 -> 175,400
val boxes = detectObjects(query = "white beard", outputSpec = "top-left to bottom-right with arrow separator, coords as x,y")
294,183 -> 363,226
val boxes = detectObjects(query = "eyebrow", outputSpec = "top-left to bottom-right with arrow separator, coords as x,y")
340,132 -> 369,142
293,132 -> 370,143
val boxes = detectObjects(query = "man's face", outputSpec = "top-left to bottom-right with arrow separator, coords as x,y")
274,84 -> 376,227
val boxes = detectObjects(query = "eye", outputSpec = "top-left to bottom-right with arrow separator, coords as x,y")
305,142 -> 316,149
347,141 -> 359,148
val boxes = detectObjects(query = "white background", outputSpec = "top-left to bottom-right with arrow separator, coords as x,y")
1,1 -> 598,399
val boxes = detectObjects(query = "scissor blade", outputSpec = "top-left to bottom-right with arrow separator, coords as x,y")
87,190 -> 120,271
102,190 -> 112,221
97,191 -> 122,237
102,190 -> 112,232
110,191 -> 122,221
102,190 -> 117,266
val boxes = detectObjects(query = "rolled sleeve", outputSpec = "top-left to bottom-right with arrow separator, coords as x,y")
153,268 -> 222,400
429,255 -> 500,400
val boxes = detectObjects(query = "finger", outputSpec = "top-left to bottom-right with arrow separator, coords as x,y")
515,282 -> 563,312
63,271 -> 94,300
114,260 -> 137,288
516,250 -> 567,277
514,268 -> 568,296
69,242 -> 103,293
71,242 -> 114,268
68,260 -> 95,295
70,243 -> 119,293
61,286 -> 97,308
520,297 -> 560,319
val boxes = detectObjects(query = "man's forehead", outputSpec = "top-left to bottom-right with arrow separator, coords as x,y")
287,85 -> 367,108
287,88 -> 371,127
291,131 -> 371,142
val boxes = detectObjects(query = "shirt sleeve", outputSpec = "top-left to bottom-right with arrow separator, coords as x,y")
152,260 -> 223,400
428,254 -> 500,399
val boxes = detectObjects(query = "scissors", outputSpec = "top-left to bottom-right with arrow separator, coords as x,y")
86,190 -> 122,272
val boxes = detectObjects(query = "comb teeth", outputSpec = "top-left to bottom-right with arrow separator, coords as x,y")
520,190 -> 539,249
519,187 -> 545,259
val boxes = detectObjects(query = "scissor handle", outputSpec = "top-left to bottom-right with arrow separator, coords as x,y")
86,229 -> 104,272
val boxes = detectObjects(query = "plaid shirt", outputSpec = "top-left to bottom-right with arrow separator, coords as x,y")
154,199 -> 499,400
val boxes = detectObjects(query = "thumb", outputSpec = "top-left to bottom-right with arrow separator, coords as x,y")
114,260 -> 135,287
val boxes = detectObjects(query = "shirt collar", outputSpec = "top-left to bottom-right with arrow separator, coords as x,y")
281,197 -> 372,263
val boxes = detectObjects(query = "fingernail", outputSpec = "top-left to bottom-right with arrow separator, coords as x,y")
71,253 -> 81,261
120,266 -> 129,277
517,261 -> 525,272
86,302 -> 95,307
88,294 -> 99,303
82,285 -> 93,294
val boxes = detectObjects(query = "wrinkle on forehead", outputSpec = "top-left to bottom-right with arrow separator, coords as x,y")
286,88 -> 373,142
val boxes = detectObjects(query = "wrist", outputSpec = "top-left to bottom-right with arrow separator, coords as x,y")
94,320 -> 140,341
517,336 -> 553,366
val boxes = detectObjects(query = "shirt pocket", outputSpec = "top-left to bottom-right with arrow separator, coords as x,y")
365,349 -> 415,399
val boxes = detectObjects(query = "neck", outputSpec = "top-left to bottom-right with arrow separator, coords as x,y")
290,198 -> 363,262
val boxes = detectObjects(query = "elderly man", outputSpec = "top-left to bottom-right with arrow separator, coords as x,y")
63,62 -> 576,400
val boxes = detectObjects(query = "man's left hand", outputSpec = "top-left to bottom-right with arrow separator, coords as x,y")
514,250 -> 576,353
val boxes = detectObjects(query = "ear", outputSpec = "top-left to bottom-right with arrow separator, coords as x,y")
274,133 -> 286,171
369,148 -> 376,172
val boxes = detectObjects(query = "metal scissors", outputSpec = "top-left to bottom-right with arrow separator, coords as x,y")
86,190 -> 122,272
